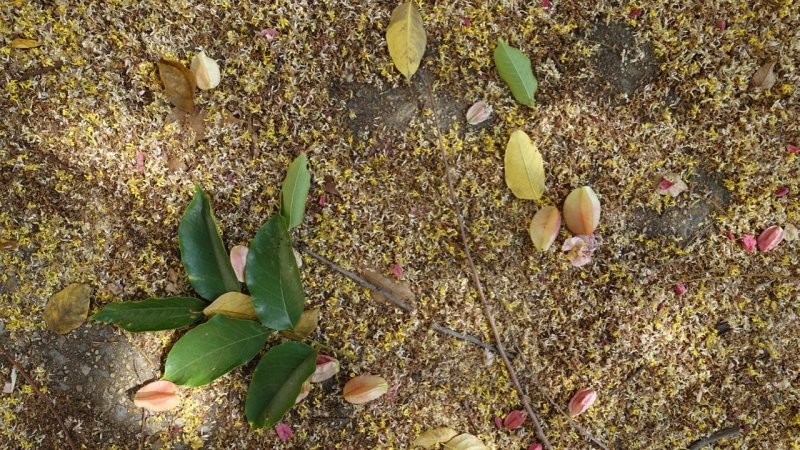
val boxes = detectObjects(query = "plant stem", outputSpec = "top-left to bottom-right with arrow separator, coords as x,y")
688,426 -> 742,450
421,73 -> 554,450
0,341 -> 78,450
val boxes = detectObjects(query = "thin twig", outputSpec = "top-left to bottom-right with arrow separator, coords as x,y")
139,410 -> 147,450
0,342 -> 78,450
421,73 -> 554,450
295,242 -> 502,355
687,426 -> 742,450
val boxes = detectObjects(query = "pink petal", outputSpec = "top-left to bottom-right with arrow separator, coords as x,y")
716,19 -> 727,31
528,445 -> 543,450
674,283 -> 687,296
318,194 -> 328,206
2,382 -> 12,394
390,264 -> 404,278
628,8 -> 643,18
275,423 -> 293,441
135,151 -> 145,172
757,225 -> 784,252
257,28 -> 278,41
562,235 -> 595,267
787,145 -> 798,153
657,179 -> 675,191
725,231 -> 736,240
461,17 -> 472,26
133,380 -> 179,412
229,245 -> 249,283
568,387 -> 597,417
775,186 -> 789,197
541,0 -> 552,9
503,410 -> 527,430
494,417 -> 504,430
742,234 -> 757,252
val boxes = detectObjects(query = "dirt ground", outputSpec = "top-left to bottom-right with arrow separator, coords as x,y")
1,0 -> 799,449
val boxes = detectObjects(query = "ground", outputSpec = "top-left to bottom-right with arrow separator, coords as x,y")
1,0 -> 799,449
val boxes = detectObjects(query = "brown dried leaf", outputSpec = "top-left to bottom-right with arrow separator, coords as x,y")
157,59 -> 195,113
11,38 -> 40,49
0,238 -> 18,251
749,60 -> 777,91
361,270 -> 415,305
281,307 -> 320,340
133,380 -> 179,412
343,374 -> 388,404
44,283 -> 91,334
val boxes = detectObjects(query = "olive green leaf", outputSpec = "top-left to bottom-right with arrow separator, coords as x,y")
163,314 -> 270,387
280,154 -> 311,229
178,185 -> 240,301
246,214 -> 305,330
90,297 -> 207,332
245,342 -> 317,428
494,38 -> 538,107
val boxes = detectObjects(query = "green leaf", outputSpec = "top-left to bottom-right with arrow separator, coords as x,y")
280,154 -> 311,229
90,297 -> 207,332
246,215 -> 305,330
494,38 -> 538,107
178,185 -> 240,301
163,314 -> 270,387
245,342 -> 317,428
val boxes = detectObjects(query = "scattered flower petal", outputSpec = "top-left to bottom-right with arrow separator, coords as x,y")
628,8 -> 643,18
674,283 -> 687,296
782,224 -> 798,241
775,186 -> 789,197
757,225 -> 783,252
310,354 -> 340,383
465,101 -> 492,125
568,387 -> 597,417
461,17 -> 472,26
133,380 -> 179,412
725,231 -> 735,240
230,245 -> 249,283
275,423 -> 293,441
390,264 -> 404,278
749,60 -> 777,91
257,28 -> 278,41
502,410 -> 526,430
657,173 -> 688,197
528,445 -> 543,450
190,50 -> 221,90
343,375 -> 388,404
135,151 -> 145,172
494,416 -> 504,430
562,235 -> 596,267
716,19 -> 726,31
3,368 -> 15,394
742,234 -> 757,252
788,145 -> 798,153
541,0 -> 552,9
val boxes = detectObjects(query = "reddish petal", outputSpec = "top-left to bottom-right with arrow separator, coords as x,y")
742,234 -> 757,252
787,145 -> 798,153
775,186 -> 789,197
541,0 -> 552,9
628,8 -> 643,18
390,264 -> 404,278
503,410 -> 527,429
275,423 -> 293,441
674,283 -> 687,296
716,19 -> 727,30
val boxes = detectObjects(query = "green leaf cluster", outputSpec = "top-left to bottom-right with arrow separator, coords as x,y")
90,154 -> 315,428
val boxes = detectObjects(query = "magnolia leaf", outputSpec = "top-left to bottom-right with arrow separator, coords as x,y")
230,245 -> 249,283
91,297 -> 206,332
386,1 -> 427,79
190,50 -> 220,90
504,130 -> 545,200
444,433 -> 489,450
529,206 -> 561,251
44,283 -> 91,334
178,185 -> 240,301
281,307 -> 320,340
562,186 -> 601,235
203,292 -> 257,320
343,374 -> 389,404
163,314 -> 270,387
133,380 -> 179,412
310,355 -> 340,383
157,58 -> 195,113
749,60 -> 777,91
280,154 -> 311,229
245,342 -> 317,428
11,38 -> 40,49
247,214 -> 305,330
295,378 -> 312,404
361,270 -> 415,305
494,38 -> 538,107
412,427 -> 458,449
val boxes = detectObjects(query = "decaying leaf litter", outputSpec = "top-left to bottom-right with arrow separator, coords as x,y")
2,0 -> 799,449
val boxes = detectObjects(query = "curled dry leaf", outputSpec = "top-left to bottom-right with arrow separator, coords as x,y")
563,186 -> 601,235
412,427 -> 458,449
310,354 -> 340,383
203,292 -> 257,320
465,101 -> 492,125
657,173 -> 689,197
11,38 -> 40,49
0,238 -> 18,251
757,225 -> 783,252
190,50 -> 220,90
343,374 -> 388,405
386,1 -> 427,79
529,205 -> 561,251
361,270 -> 415,305
504,130 -> 545,200
157,59 -> 195,113
133,380 -> 179,412
281,307 -> 320,340
230,245 -> 249,283
443,433 -> 489,450
749,60 -> 777,91
44,283 -> 91,334
275,422 -> 293,441
568,387 -> 597,417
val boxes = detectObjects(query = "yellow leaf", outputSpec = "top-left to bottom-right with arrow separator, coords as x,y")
44,283 -> 91,334
157,59 -> 195,113
386,2 -> 427,79
529,205 -> 561,251
412,427 -> 458,449
281,307 -> 321,340
504,130 -> 545,200
443,433 -> 488,450
11,38 -> 40,49
203,292 -> 257,320
562,186 -> 601,235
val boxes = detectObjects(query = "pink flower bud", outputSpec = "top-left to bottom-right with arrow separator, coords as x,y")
465,101 -> 492,125
775,186 -> 789,197
674,283 -> 687,296
742,234 -> 757,252
502,410 -> 526,430
757,225 -> 784,252
716,19 -> 727,31
788,145 -> 798,153
568,387 -> 597,417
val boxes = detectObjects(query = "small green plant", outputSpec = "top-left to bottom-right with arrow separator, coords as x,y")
91,154 -> 315,428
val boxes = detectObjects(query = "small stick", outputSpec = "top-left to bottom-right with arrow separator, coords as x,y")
422,74 -> 555,450
294,243 -> 501,355
0,342 -> 78,450
12,61 -> 64,81
687,426 -> 742,450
